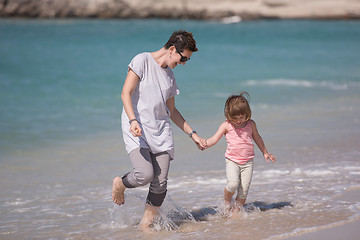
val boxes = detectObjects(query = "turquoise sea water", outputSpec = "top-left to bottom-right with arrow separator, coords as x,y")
1,19 -> 360,240
1,19 -> 359,153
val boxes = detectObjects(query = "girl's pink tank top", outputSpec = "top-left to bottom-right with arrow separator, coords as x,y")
225,120 -> 255,164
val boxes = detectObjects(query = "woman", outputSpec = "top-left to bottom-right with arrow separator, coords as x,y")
112,30 -> 205,231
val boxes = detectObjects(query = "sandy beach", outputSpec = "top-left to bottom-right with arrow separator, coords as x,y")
283,188 -> 360,240
286,219 -> 360,240
1,0 -> 360,19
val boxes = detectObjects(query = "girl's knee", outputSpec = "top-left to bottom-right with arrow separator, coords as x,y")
236,185 -> 250,199
226,181 -> 239,193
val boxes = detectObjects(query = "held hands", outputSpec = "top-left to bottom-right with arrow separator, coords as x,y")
191,133 -> 207,151
264,152 -> 276,163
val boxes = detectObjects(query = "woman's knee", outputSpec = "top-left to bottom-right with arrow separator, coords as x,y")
134,169 -> 154,186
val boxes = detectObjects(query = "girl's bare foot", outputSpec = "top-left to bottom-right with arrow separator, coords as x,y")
112,177 -> 126,205
234,197 -> 246,207
230,198 -> 245,218
139,223 -> 153,233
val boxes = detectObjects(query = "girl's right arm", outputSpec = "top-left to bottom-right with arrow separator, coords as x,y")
121,69 -> 142,137
205,122 -> 227,148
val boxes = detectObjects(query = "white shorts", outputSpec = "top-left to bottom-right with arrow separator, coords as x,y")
225,158 -> 254,199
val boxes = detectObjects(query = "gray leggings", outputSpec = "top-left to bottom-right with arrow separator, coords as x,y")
122,148 -> 171,206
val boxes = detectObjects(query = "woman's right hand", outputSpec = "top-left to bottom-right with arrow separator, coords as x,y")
129,121 -> 142,137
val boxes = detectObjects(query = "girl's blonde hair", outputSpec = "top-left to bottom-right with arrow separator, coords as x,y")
224,92 -> 251,122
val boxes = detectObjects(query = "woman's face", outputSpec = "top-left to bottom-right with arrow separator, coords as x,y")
169,48 -> 193,69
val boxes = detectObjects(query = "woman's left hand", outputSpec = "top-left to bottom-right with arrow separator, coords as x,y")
192,134 -> 207,151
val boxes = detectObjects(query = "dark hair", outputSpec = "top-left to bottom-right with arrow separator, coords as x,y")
224,92 -> 252,122
164,30 -> 198,52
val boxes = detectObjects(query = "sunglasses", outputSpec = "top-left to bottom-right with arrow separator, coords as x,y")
175,48 -> 190,62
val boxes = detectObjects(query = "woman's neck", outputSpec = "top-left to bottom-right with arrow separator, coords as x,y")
151,48 -> 168,68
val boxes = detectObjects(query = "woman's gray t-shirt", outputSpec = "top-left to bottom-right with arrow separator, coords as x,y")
121,52 -> 180,159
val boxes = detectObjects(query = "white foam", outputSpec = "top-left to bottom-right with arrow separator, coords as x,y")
292,168 -> 302,175
5,198 -> 33,207
222,16 -> 242,24
246,79 -> 315,88
244,79 -> 356,90
168,177 -> 225,190
287,168 -> 335,177
303,169 -> 335,176
258,169 -> 290,178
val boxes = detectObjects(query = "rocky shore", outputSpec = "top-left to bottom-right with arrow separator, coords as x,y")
1,0 -> 360,20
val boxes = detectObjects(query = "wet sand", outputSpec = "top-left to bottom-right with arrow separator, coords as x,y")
285,219 -> 360,240
284,188 -> 360,240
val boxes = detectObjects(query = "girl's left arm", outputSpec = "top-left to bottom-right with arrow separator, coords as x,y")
251,120 -> 276,163
205,122 -> 227,148
166,97 -> 206,150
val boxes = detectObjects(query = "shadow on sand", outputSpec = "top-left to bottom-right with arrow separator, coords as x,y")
190,201 -> 293,221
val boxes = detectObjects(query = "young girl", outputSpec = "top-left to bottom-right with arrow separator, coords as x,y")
205,92 -> 276,213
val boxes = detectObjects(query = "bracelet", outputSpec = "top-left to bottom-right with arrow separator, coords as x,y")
189,130 -> 197,138
129,118 -> 138,124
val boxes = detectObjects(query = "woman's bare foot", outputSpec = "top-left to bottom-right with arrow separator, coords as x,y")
139,204 -> 158,232
112,177 -> 126,205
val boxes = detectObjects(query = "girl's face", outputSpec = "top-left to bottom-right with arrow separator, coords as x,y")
231,114 -> 247,126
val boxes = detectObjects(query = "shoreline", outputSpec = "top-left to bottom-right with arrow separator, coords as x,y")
282,219 -> 360,240
279,188 -> 360,240
1,0 -> 360,20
